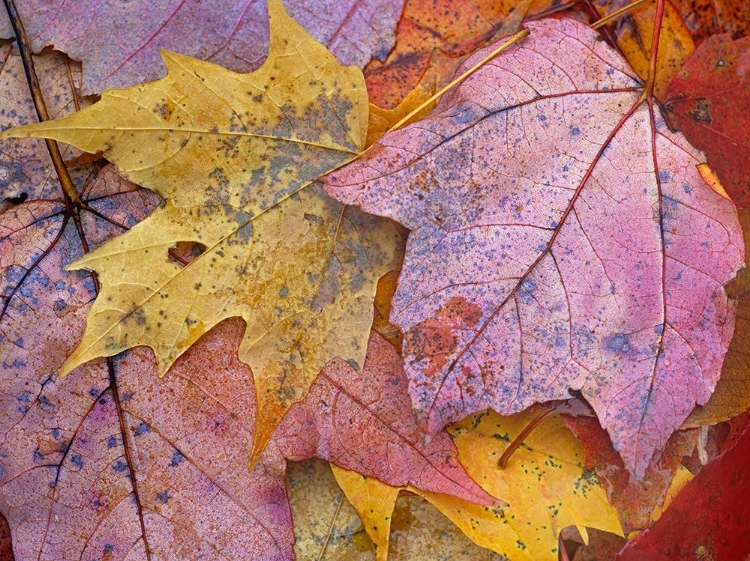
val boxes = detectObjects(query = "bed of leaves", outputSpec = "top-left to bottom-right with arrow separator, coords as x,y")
0,0 -> 748,559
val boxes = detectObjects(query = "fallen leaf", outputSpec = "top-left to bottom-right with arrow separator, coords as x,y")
592,0 -> 695,99
363,0 -> 530,108
291,460 -> 506,561
562,415 -> 696,534
289,460 -> 375,560
366,64 -> 439,147
275,331 -> 494,504
0,0 -> 406,94
372,269 -> 405,350
647,464 -> 692,522
0,513 -> 12,561
334,409 -> 622,561
685,209 -> 750,426
664,33 -> 750,207
615,423 -> 750,561
671,0 -> 750,43
387,493 -> 507,560
325,18 -> 744,476
1,0 -> 404,462
0,46 -> 87,202
2,165 -> 295,559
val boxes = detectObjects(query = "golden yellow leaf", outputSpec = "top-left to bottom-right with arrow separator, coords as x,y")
335,410 -> 622,561
332,466 -> 401,561
0,0 -> 403,462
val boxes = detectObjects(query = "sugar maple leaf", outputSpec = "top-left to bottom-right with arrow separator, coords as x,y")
325,18 -> 745,476
0,0 -> 404,462
275,331 -> 494,504
0,0 -> 407,94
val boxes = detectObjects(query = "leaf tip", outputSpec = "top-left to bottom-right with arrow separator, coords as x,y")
697,163 -> 731,201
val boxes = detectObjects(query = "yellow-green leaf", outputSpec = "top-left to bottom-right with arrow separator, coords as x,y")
0,0 -> 402,462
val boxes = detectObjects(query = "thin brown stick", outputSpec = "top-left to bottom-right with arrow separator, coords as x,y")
498,404 -> 557,468
2,0 -> 82,206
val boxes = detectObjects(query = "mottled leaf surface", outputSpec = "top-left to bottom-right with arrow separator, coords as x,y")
0,0 -> 406,94
686,209 -> 750,425
671,0 -> 750,43
1,0 -> 404,461
325,18 -> 744,476
276,331 -> 493,504
592,0 -> 695,99
335,409 -> 621,561
0,46 -> 87,202
616,424 -> 750,561
1,161 -> 294,559
363,0 -> 529,108
562,415 -> 696,534
665,33 -> 750,206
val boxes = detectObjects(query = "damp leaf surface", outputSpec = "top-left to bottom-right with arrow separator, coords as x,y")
325,18 -> 745,476
0,0 -> 404,462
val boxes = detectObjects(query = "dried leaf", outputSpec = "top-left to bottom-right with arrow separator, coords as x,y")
335,410 -> 621,561
615,424 -> 750,561
685,209 -> 750,426
671,0 -> 750,43
1,0 -> 404,461
325,18 -> 744,476
363,0 -> 530,108
664,33 -> 750,207
592,0 -> 695,99
275,331 -> 494,504
0,46 -> 87,202
0,0 -> 406,94
562,415 -> 696,534
2,165 -> 295,559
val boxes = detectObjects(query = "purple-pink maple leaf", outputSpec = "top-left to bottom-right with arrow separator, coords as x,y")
324,18 -> 745,476
0,0 -> 405,94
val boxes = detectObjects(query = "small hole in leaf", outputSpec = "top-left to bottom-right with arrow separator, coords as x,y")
3,192 -> 27,205
168,241 -> 207,268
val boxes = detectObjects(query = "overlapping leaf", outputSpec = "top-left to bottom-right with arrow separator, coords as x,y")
334,409 -> 622,561
325,18 -> 744,476
665,33 -> 750,206
275,332 -> 493,504
1,0 -> 404,461
363,0 -> 529,108
562,415 -> 696,533
0,0 -> 406,94
616,424 -> 750,561
685,209 -> 750,425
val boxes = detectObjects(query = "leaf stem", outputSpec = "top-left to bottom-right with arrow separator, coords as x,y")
387,28 -> 531,134
638,0 -> 666,102
1,0 -> 82,206
498,403 -> 556,468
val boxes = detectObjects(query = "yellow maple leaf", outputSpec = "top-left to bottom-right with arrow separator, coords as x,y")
0,0 -> 403,462
334,410 -> 622,561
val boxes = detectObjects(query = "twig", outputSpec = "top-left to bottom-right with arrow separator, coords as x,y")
2,0 -> 82,206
